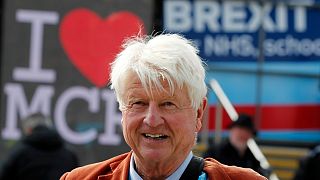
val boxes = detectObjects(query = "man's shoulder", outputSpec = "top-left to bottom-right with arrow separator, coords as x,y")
203,158 -> 267,180
60,152 -> 131,180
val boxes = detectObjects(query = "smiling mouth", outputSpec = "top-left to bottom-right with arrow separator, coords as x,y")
143,133 -> 168,140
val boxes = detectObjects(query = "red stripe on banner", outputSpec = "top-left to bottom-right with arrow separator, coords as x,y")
207,104 -> 320,130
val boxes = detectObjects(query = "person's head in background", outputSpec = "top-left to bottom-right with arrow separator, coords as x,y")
228,113 -> 257,155
110,34 -> 208,178
21,113 -> 53,136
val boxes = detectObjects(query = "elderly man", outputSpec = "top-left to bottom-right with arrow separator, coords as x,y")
60,34 -> 266,180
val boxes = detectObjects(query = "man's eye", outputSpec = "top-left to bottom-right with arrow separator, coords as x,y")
161,102 -> 177,109
131,101 -> 147,108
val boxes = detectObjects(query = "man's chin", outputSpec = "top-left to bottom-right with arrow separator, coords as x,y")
139,149 -> 168,162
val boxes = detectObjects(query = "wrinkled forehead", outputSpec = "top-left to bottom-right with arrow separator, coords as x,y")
122,70 -> 169,90
120,70 -> 187,98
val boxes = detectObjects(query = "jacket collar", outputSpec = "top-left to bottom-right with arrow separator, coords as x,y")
98,151 -> 133,180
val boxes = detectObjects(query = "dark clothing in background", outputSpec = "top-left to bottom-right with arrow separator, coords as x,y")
0,126 -> 79,180
294,145 -> 320,180
203,139 -> 264,176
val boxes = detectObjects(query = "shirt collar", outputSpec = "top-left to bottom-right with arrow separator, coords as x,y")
129,152 -> 193,180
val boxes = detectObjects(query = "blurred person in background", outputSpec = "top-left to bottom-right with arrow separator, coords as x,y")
0,113 -> 79,180
203,113 -> 269,177
294,144 -> 320,180
60,34 -> 266,180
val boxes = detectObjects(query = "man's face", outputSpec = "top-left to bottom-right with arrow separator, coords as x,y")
229,126 -> 254,152
120,73 -> 205,165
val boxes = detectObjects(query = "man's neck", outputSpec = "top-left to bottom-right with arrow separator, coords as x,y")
129,152 -> 193,180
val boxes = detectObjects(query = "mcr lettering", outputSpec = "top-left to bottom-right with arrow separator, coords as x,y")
1,9 -> 122,145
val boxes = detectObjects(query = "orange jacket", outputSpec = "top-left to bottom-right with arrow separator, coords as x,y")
60,151 -> 267,180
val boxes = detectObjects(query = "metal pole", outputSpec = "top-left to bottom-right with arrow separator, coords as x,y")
210,79 -> 279,180
214,102 -> 223,145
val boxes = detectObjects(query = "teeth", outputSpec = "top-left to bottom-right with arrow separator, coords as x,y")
145,134 -> 165,138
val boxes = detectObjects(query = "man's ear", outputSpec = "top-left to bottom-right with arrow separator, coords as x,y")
196,97 -> 208,131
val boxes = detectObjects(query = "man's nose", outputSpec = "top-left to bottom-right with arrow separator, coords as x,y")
143,102 -> 164,127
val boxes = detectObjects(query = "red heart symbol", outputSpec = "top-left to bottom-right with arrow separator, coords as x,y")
60,8 -> 145,87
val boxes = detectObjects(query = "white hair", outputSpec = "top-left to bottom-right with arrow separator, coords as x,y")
110,34 -> 207,110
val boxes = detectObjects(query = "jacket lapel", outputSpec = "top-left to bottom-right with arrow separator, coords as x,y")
97,151 -> 132,180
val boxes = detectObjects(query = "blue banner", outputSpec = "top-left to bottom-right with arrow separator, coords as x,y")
164,0 -> 320,62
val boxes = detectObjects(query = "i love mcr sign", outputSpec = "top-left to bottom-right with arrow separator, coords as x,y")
0,0 -> 153,164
